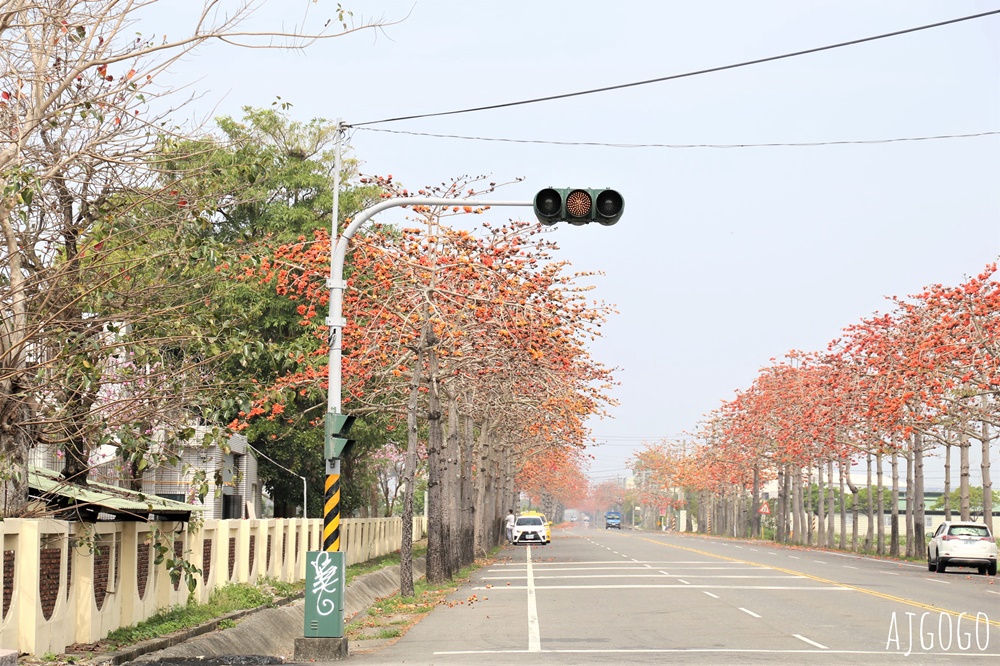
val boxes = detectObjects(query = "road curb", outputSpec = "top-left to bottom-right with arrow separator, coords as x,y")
85,558 -> 426,665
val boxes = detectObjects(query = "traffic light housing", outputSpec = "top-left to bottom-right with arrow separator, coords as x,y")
324,412 -> 356,460
533,187 -> 624,226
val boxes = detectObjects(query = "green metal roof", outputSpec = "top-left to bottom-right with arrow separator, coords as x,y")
29,466 -> 202,521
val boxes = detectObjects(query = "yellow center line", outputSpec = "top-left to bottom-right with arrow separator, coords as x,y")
636,535 -> 1000,629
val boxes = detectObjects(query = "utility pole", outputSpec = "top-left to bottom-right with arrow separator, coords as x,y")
296,121 -> 625,660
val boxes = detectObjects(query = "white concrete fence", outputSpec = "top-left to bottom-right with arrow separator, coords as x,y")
0,516 -> 427,656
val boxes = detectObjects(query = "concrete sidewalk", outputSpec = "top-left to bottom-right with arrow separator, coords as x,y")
93,559 -> 426,665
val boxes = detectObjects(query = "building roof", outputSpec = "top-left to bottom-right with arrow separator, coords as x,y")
28,466 -> 202,522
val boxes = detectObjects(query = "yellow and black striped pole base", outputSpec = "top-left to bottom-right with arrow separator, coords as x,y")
323,471 -> 341,552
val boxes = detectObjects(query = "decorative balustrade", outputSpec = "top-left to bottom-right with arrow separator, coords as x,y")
0,516 -> 426,655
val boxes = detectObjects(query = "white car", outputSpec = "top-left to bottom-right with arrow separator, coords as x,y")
512,515 -> 548,545
927,521 -> 998,576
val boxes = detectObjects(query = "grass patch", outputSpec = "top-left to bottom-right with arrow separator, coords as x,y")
346,542 -> 427,583
99,583 -> 275,648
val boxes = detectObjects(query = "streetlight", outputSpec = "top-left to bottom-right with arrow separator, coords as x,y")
301,120 -> 624,654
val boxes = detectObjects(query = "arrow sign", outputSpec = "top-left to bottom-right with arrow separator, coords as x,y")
758,503 -> 771,515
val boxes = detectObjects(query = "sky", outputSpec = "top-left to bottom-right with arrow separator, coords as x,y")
148,1 -> 1000,489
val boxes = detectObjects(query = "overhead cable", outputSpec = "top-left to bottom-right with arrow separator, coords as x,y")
351,9 -> 1000,127
355,127 -> 1000,149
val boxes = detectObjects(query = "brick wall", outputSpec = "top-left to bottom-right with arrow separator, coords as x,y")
3,551 -> 13,619
202,539 -> 212,581
137,542 -> 149,599
227,537 -> 236,580
39,548 -> 60,620
93,545 -> 110,610
172,540 -> 182,591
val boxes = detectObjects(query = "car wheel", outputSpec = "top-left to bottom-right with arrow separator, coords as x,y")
936,558 -> 947,573
989,561 -> 998,576
927,552 -> 935,572
979,565 -> 988,575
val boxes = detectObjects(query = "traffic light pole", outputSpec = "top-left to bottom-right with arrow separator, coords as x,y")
299,122 -> 532,658
300,122 -> 621,659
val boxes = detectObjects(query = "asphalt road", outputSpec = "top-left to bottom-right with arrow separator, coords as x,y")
344,525 -> 1000,665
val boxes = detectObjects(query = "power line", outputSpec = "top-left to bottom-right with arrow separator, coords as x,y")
351,9 -> 1000,128
354,127 -> 1000,149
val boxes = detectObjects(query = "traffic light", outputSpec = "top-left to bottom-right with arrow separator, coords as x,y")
324,412 -> 356,460
533,187 -> 624,226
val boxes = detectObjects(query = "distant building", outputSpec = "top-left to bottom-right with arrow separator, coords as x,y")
28,426 -> 261,520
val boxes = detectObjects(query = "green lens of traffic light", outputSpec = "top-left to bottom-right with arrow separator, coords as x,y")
565,189 -> 592,218
534,188 -> 561,217
595,190 -> 623,218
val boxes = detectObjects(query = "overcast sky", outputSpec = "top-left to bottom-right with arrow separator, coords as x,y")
152,1 -> 1000,489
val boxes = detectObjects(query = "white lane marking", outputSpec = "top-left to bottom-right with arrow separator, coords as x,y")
436,648 -> 931,656
843,565 -> 858,569
926,578 -> 950,585
793,634 -> 828,650
813,560 -> 826,564
987,590 -> 1000,595
788,556 -> 800,560
749,549 -> 759,552
885,572 -> 898,576
739,608 -> 761,618
483,574 -> 802,580
703,591 -> 720,599
436,647 -> 919,656
529,560 -> 727,565
475,585 -> 853,591
526,546 -> 540,652
678,579 -> 691,585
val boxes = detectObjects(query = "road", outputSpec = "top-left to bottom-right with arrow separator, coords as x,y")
345,525 -> 1000,665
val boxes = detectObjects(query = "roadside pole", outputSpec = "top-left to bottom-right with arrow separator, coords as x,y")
296,121 -> 530,661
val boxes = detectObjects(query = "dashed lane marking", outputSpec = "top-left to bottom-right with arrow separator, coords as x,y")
634,535 -> 1000,629
794,634 -> 828,650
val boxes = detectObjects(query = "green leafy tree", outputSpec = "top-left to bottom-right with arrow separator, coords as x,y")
162,108 -> 384,517
932,487 -> 1000,515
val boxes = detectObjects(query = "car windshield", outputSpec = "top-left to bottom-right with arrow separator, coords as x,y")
517,517 -> 543,526
948,525 -> 990,538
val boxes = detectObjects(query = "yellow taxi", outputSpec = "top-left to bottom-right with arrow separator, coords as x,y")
520,510 -> 552,543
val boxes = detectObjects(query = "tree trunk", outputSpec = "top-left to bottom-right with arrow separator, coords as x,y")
913,432 -> 925,553
944,438 -> 952,521
0,202 -> 33,517
400,341 -> 426,597
904,445 -> 914,559
981,419 -> 994,533
792,467 -> 803,545
844,458 -> 858,552
751,465 -> 761,539
817,461 -> 826,548
425,339 -> 447,584
834,459 -> 843,550
876,453 -> 885,556
960,430 -> 971,521
460,411 -> 475,567
473,420 -> 492,556
775,465 -> 786,543
890,450 -> 899,558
